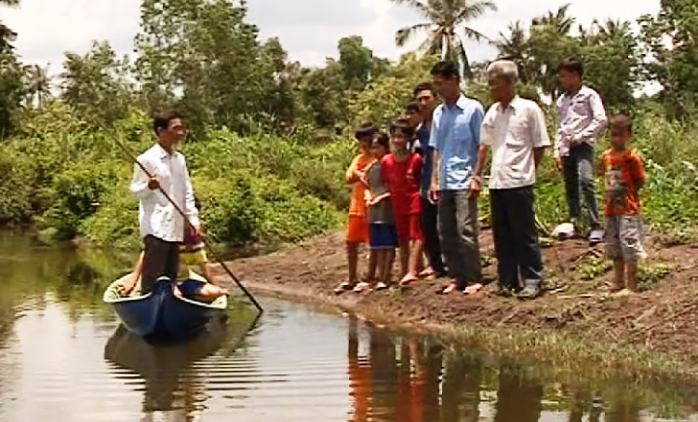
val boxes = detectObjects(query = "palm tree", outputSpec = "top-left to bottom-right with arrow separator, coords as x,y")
0,0 -> 19,53
494,20 -> 533,83
26,64 -> 51,108
530,3 -> 574,35
391,0 -> 498,78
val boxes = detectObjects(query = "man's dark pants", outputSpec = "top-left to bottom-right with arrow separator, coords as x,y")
420,195 -> 445,275
563,142 -> 600,229
141,234 -> 180,294
438,190 -> 481,289
489,186 -> 543,291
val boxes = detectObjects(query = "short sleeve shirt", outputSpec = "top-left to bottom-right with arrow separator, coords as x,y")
481,96 -> 551,190
602,148 -> 645,217
347,153 -> 373,217
365,161 -> 394,224
381,153 -> 422,216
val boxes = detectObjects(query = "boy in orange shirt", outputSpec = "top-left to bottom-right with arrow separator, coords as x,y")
335,123 -> 376,294
599,114 -> 646,296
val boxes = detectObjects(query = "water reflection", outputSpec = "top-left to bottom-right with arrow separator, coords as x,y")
344,316 -> 680,422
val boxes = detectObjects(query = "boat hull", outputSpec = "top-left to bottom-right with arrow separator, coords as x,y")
103,274 -> 227,339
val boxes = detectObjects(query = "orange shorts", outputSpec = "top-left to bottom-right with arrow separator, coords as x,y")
346,215 -> 369,244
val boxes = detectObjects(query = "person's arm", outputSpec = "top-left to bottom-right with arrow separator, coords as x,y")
345,156 -> 363,184
631,151 -> 646,192
183,160 -> 200,230
370,192 -> 391,206
129,158 -> 156,200
429,108 -> 441,191
554,96 -> 564,160
530,105 -> 551,169
577,90 -> 608,143
470,106 -> 493,198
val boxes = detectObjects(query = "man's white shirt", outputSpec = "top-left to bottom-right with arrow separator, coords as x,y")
129,143 -> 199,242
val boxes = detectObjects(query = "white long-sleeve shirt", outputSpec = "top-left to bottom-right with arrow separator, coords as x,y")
129,143 -> 199,242
555,86 -> 608,159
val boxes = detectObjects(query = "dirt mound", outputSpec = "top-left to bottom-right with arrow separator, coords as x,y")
215,230 -> 698,361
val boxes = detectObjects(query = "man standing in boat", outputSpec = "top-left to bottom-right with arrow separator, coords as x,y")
129,111 -> 200,294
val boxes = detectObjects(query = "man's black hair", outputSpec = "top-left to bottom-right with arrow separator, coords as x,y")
430,61 -> 460,81
413,82 -> 436,97
557,57 -> 584,77
153,110 -> 183,136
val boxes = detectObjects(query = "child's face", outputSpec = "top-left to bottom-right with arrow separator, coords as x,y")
371,139 -> 388,158
391,129 -> 408,151
358,135 -> 372,152
609,127 -> 631,150
405,110 -> 421,128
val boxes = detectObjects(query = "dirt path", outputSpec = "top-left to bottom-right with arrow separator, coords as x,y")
213,229 -> 698,363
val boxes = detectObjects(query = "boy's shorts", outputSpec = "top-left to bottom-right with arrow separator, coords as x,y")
605,215 -> 647,261
395,213 -> 423,244
346,215 -> 370,243
180,244 -> 208,266
369,223 -> 398,250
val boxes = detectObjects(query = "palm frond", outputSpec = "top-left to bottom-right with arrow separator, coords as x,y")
462,26 -> 490,42
396,23 -> 434,47
389,0 -> 436,20
454,0 -> 498,23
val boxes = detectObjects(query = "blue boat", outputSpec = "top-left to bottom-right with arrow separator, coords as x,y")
103,272 -> 228,339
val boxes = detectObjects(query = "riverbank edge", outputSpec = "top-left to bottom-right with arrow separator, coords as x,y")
211,230 -> 698,390
226,276 -> 698,386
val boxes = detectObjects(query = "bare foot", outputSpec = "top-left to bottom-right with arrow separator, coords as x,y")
439,283 -> 460,295
419,268 -> 435,278
463,283 -> 484,295
173,286 -> 184,299
400,273 -> 419,287
612,288 -> 634,297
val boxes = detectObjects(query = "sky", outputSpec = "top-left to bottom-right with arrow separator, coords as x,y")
3,0 -> 660,78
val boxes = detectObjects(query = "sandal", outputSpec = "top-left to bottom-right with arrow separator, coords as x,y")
375,282 -> 390,291
353,282 -> 372,293
333,281 -> 355,294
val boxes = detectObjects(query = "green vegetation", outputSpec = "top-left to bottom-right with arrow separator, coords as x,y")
0,0 -> 697,249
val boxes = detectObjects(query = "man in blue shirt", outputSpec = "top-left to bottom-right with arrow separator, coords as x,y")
414,82 -> 446,280
429,61 -> 484,295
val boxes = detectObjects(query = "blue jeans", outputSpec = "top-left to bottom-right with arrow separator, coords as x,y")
563,143 -> 600,229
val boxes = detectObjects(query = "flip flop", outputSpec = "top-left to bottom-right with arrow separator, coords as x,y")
333,281 -> 354,295
375,282 -> 389,291
353,282 -> 372,293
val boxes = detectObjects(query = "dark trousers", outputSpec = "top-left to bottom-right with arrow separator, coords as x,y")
420,196 -> 445,274
141,234 -> 180,293
563,142 -> 600,228
490,186 -> 543,290
438,190 -> 481,288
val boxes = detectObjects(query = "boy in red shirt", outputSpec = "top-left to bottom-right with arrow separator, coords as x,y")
599,114 -> 646,296
382,119 -> 424,285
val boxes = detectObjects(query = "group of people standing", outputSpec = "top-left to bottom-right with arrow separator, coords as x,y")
336,57 -> 647,299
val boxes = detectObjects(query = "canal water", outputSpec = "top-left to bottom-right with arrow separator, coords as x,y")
0,233 -> 697,421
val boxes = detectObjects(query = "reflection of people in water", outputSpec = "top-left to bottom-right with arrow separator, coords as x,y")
493,365 -> 543,422
369,323 -> 398,420
347,317 -> 371,422
441,353 -> 483,422
421,342 -> 443,422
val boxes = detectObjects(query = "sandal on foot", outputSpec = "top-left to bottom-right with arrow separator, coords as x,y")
353,282 -> 372,293
400,275 -> 419,287
333,281 -> 354,294
375,282 -> 389,291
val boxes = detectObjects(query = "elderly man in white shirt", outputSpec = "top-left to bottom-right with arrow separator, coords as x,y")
556,57 -> 608,245
470,60 -> 550,300
129,111 -> 200,294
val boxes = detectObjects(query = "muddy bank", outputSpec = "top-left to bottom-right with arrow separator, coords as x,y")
212,229 -> 698,380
